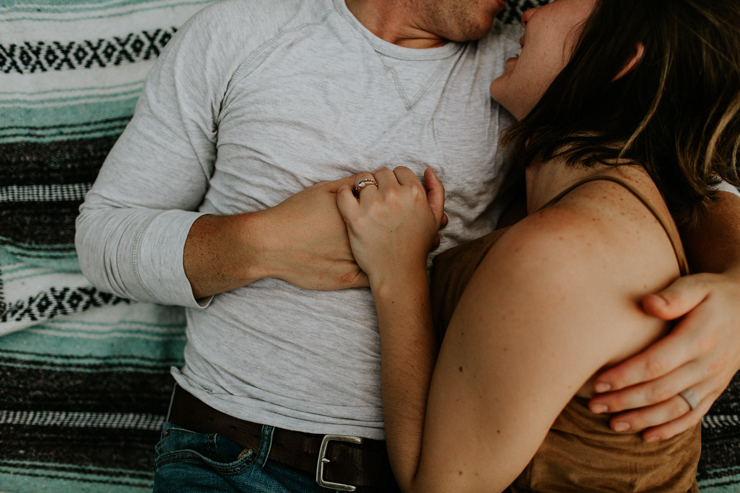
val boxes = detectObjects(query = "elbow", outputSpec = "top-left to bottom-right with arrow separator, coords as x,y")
74,205 -> 125,298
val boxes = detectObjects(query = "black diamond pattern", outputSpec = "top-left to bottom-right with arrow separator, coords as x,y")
0,27 -> 178,74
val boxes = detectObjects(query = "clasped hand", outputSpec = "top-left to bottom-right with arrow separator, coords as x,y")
336,167 -> 446,289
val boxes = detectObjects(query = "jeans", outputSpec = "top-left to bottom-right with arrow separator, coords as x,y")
153,422 -> 381,493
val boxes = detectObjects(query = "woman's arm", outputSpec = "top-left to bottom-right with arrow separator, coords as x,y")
590,191 -> 740,440
339,173 -> 681,492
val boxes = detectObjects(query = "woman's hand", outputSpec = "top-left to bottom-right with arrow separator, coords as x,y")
336,167 -> 445,289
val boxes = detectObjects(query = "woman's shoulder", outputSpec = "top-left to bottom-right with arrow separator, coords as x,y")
465,172 -> 683,363
505,171 -> 682,281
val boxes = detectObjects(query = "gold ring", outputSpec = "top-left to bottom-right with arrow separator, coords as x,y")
355,178 -> 378,193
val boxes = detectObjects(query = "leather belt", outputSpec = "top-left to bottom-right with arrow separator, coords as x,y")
168,385 -> 398,491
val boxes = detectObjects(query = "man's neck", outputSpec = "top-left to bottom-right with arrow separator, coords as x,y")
344,0 -> 449,49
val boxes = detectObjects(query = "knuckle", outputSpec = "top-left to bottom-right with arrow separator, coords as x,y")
647,386 -> 673,404
644,356 -> 665,378
707,354 -> 728,375
696,331 -> 720,354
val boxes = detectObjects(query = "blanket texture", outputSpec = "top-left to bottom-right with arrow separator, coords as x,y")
1,0 -> 738,492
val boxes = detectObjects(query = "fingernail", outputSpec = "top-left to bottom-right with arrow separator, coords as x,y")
594,383 -> 611,393
591,404 -> 608,414
645,436 -> 660,443
649,294 -> 668,307
613,422 -> 631,432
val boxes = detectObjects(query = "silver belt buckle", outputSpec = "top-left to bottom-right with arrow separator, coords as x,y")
315,434 -> 365,492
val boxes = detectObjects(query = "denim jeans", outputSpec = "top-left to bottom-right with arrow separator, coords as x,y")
153,422 -> 382,493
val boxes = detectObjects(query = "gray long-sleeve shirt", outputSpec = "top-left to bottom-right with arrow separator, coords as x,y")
76,0 -> 521,439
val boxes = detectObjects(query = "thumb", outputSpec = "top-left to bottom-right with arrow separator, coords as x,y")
642,275 -> 710,321
424,167 -> 445,226
336,184 -> 358,222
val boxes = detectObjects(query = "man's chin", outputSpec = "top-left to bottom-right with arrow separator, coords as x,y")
453,17 -> 497,42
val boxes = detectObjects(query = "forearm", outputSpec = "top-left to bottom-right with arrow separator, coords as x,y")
183,213 -> 267,299
372,272 -> 437,492
680,191 -> 740,275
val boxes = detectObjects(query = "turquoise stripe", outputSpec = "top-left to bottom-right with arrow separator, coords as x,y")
699,482 -> 740,493
0,88 -> 142,106
0,80 -> 142,97
0,315 -> 186,367
0,125 -> 127,144
0,461 -> 152,493
0,359 -> 181,373
1,242 -> 81,274
698,466 -> 740,492
0,94 -> 139,133
1,0 -> 212,22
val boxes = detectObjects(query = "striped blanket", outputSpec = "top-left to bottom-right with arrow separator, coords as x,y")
1,0 -> 738,492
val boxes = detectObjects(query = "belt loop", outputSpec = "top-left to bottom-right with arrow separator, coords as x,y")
165,382 -> 178,423
256,425 -> 274,467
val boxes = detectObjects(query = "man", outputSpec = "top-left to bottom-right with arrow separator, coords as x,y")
76,0 -> 740,490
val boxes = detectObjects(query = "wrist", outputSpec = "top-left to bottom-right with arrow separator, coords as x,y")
230,210 -> 272,282
369,263 -> 430,300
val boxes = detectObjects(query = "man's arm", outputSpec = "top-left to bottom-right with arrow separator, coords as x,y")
183,177 -> 367,299
589,191 -> 740,440
76,1 -> 366,306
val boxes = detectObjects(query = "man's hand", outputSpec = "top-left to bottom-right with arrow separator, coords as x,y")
184,176 -> 368,299
589,191 -> 740,441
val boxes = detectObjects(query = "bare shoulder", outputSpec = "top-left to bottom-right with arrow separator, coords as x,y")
455,175 -> 682,365
502,176 -> 679,286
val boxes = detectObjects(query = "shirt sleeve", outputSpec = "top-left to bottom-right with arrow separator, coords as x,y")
75,1 -> 253,308
714,180 -> 740,197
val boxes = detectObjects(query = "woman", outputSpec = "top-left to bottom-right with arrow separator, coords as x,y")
336,0 -> 740,491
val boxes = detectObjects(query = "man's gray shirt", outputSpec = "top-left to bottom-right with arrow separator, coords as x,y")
76,0 -> 521,439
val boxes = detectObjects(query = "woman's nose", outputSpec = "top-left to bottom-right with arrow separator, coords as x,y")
521,8 -> 536,27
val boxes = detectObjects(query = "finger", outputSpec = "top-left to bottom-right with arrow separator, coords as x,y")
354,172 -> 379,199
393,166 -> 421,186
441,213 -> 449,229
641,274 -> 712,321
424,167 -> 445,225
431,235 -> 441,251
639,395 -> 713,441
373,167 -> 398,190
604,394 -> 693,433
590,360 -> 702,412
592,313 -> 702,393
336,184 -> 360,221
343,270 -> 370,289
324,175 -> 359,193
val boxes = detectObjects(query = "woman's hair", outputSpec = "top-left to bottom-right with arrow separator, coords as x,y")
502,0 -> 740,225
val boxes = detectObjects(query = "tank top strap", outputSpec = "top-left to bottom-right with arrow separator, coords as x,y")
537,174 -> 690,276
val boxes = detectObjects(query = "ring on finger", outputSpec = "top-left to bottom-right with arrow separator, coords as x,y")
355,178 -> 378,193
679,389 -> 701,411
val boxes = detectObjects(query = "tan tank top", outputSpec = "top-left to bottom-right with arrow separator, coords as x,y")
430,175 -> 700,493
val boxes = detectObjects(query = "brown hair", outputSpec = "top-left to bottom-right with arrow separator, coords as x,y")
502,0 -> 740,225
